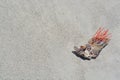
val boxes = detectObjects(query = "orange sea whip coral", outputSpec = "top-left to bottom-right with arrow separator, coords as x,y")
92,27 -> 111,43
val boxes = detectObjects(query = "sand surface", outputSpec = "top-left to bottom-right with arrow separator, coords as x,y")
0,0 -> 120,80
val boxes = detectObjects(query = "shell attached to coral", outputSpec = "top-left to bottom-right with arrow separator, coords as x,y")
73,27 -> 111,60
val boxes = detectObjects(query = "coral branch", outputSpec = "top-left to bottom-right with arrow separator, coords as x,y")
92,27 -> 111,42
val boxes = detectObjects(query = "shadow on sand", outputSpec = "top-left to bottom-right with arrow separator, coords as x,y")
72,51 -> 91,60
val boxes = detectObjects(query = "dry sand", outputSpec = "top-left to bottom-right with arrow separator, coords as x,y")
0,0 -> 120,80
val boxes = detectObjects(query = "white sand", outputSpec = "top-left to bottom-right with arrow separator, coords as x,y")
0,0 -> 120,80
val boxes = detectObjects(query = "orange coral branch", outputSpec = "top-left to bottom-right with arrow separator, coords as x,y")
92,27 -> 111,42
